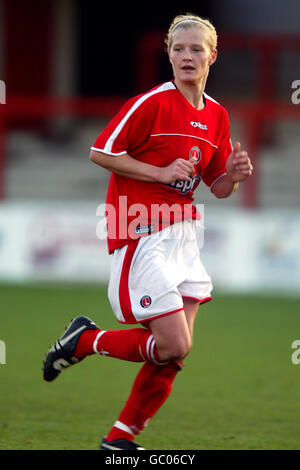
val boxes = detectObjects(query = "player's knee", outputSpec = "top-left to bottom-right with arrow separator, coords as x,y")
162,337 -> 192,362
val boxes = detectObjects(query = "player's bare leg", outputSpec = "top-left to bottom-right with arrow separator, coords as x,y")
183,298 -> 200,339
147,309 -> 192,362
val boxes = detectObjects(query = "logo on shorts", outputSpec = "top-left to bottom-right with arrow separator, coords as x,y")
189,146 -> 201,164
140,295 -> 152,308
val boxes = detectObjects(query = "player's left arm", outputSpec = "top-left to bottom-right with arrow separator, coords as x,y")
211,142 -> 253,198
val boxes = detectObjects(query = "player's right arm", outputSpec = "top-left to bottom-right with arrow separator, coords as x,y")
90,89 -> 195,185
89,149 -> 195,185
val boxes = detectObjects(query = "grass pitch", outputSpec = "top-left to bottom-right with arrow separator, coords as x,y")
0,283 -> 300,450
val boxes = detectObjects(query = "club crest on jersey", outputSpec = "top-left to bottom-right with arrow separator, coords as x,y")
189,146 -> 201,164
140,295 -> 152,308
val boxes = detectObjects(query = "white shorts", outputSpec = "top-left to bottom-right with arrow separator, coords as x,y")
108,219 -> 213,324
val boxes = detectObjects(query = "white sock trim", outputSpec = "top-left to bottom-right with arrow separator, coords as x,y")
139,344 -> 146,361
146,334 -> 153,363
93,331 -> 106,354
150,337 -> 168,366
146,334 -> 168,366
114,420 -> 134,436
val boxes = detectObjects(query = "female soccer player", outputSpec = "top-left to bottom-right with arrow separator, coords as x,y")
43,13 -> 253,450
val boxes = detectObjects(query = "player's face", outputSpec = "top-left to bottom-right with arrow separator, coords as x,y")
168,26 -> 216,85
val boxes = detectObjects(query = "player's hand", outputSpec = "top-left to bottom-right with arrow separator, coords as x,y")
226,142 -> 253,182
159,158 -> 196,184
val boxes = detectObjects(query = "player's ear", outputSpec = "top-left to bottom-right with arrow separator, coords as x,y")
209,49 -> 217,66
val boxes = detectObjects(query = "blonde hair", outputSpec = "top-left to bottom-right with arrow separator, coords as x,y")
166,14 -> 218,52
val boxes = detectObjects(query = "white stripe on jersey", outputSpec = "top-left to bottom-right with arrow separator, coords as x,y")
203,92 -> 220,105
90,146 -> 127,156
103,82 -> 176,153
150,133 -> 218,149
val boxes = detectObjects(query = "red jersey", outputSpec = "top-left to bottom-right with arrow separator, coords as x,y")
92,81 -> 232,254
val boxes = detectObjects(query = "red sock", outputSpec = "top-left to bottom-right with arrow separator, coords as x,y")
74,329 -> 99,359
106,361 -> 181,442
74,327 -> 165,366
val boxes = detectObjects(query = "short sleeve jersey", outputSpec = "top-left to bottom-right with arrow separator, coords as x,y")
92,81 -> 232,254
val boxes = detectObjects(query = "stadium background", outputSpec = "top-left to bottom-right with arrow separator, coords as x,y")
0,0 -> 300,450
